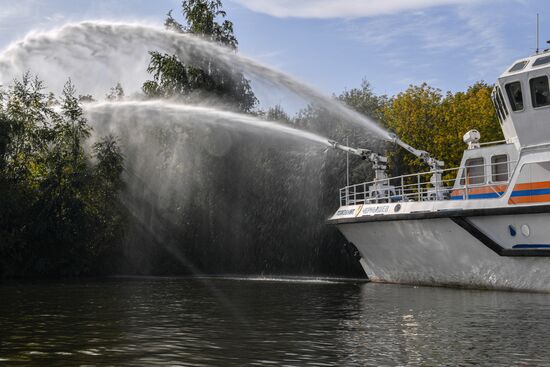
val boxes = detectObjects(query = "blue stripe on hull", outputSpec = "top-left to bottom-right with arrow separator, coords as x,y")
451,187 -> 550,201
513,244 -> 550,249
451,192 -> 503,200
511,188 -> 550,197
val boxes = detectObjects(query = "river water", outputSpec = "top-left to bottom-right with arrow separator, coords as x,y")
1,277 -> 550,366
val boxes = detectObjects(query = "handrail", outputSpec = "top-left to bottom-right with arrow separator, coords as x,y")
479,140 -> 507,146
339,160 -> 517,206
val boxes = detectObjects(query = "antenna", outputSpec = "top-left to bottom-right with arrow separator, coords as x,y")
346,136 -> 349,189
536,13 -> 540,54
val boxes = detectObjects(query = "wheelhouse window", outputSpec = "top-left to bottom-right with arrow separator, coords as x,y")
530,76 -> 550,108
491,155 -> 509,182
491,93 -> 504,123
505,82 -> 524,111
461,157 -> 485,186
533,55 -> 550,67
492,86 -> 509,123
509,61 -> 528,72
496,87 -> 509,116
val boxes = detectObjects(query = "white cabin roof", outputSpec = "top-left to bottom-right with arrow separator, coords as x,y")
500,50 -> 550,78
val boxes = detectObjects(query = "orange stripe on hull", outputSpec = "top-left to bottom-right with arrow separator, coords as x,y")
509,194 -> 550,204
513,180 -> 550,191
508,181 -> 550,204
451,184 -> 508,198
451,181 -> 550,203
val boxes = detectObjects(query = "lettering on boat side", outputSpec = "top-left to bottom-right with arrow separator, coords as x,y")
336,208 -> 356,216
362,205 -> 390,215
335,205 -> 364,217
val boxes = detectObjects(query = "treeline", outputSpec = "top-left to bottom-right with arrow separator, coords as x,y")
0,0 -> 503,278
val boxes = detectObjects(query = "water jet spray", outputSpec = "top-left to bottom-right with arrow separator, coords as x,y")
0,20 -> 439,191
0,21 -> 391,140
83,100 -> 333,148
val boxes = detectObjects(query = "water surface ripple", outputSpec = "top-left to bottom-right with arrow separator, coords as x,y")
1,278 -> 550,366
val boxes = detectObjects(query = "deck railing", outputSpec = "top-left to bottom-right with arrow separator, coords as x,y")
339,160 -> 517,206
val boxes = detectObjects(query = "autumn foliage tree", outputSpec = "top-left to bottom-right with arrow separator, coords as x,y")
382,82 -> 503,176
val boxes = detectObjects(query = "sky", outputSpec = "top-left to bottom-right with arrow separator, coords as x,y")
0,0 -> 548,107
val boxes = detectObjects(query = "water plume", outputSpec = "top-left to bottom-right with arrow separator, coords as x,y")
0,21 -> 391,140
81,98 -> 341,276
83,100 -> 333,148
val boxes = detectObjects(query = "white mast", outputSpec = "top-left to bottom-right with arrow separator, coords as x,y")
535,13 -> 540,54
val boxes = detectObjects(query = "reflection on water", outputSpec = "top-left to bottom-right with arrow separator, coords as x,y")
1,277 -> 550,366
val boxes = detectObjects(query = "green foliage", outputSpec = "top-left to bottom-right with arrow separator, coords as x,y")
78,94 -> 95,103
338,79 -> 387,122
0,116 -> 11,169
142,0 -> 257,112
106,83 -> 125,101
439,82 -> 503,166
170,0 -> 238,47
266,105 -> 291,123
336,80 -> 388,183
94,135 -> 124,188
382,82 -> 503,175
0,75 -> 127,278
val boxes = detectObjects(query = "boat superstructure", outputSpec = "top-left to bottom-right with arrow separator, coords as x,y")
328,48 -> 550,292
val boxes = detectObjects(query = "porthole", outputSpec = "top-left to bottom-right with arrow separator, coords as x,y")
521,224 -> 530,237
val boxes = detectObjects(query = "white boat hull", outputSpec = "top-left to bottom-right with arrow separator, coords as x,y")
337,214 -> 550,292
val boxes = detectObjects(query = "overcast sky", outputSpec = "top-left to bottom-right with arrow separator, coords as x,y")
0,0 -> 548,105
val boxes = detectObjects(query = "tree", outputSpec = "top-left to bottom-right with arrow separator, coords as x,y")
382,82 -> 503,176
4,74 -> 57,182
439,82 -> 503,167
78,94 -> 95,103
336,80 -> 388,183
61,79 -> 91,165
338,79 -> 386,122
86,135 -> 127,271
0,75 -> 127,278
93,135 -> 124,191
382,83 -> 443,175
0,116 -> 11,171
266,105 -> 291,123
142,0 -> 257,112
106,83 -> 125,101
167,0 -> 238,47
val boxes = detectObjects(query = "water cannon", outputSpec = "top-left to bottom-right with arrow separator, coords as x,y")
328,140 -> 370,160
329,139 -> 394,202
388,133 -> 444,171
328,139 -> 389,182
328,140 -> 387,166
388,133 -> 445,200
